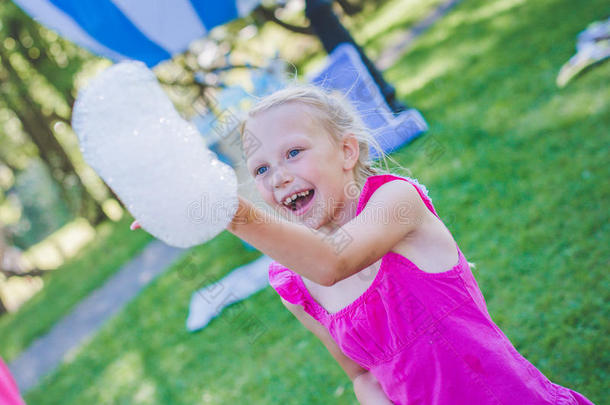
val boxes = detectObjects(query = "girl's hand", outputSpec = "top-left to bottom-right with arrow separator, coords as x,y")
130,220 -> 141,231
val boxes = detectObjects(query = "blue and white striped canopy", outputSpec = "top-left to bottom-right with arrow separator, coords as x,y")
12,0 -> 261,66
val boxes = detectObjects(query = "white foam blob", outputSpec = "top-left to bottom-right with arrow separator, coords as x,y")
72,61 -> 238,248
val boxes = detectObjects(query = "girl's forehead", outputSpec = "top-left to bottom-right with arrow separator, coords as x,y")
248,102 -> 317,130
245,105 -> 328,144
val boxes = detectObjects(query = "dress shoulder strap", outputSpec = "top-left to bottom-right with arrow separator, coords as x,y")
357,174 -> 439,218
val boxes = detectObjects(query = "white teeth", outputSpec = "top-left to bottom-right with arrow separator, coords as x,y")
282,189 -> 311,206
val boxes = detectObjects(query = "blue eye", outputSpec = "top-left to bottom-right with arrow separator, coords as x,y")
255,166 -> 268,176
288,149 -> 300,158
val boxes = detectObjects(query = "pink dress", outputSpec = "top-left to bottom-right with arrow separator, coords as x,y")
0,357 -> 25,405
268,174 -> 595,405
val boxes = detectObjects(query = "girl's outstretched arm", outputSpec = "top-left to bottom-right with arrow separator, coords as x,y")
280,298 -> 393,404
353,372 -> 395,405
228,179 -> 426,286
227,196 -> 339,285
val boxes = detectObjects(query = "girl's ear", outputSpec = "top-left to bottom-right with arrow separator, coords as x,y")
342,133 -> 360,171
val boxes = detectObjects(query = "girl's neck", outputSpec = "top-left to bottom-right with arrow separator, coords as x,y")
318,182 -> 361,234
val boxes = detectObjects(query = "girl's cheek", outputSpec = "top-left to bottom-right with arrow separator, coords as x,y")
296,161 -> 318,179
254,181 -> 272,202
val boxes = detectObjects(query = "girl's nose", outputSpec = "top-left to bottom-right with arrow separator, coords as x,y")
271,167 -> 293,189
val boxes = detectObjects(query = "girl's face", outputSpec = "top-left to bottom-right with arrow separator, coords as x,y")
244,102 -> 359,230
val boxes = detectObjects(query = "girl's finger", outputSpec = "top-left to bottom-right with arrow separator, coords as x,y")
130,220 -> 141,230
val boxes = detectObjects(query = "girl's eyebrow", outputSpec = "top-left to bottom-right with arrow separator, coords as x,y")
246,156 -> 266,172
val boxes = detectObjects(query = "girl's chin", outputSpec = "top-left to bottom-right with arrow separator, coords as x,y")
274,207 -> 321,229
303,217 -> 322,229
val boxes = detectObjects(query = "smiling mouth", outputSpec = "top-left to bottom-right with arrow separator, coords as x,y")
282,189 -> 315,214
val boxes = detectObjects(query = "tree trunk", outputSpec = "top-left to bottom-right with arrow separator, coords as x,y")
0,297 -> 7,316
0,46 -> 107,224
6,0 -> 78,108
3,2 -> 118,221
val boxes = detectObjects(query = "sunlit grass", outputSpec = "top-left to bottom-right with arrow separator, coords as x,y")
385,0 -> 609,400
25,233 -> 351,404
355,0 -> 443,41
16,0 -> 610,403
23,217 -> 96,270
0,215 -> 153,362
0,218 -> 97,313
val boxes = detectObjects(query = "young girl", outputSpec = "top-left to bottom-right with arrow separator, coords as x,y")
136,85 -> 594,404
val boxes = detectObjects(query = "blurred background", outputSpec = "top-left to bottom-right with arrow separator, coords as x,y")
0,0 -> 608,403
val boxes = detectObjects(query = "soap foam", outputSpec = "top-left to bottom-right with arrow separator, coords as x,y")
72,61 -> 238,248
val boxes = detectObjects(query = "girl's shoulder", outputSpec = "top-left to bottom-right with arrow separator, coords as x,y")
268,262 -> 303,306
361,173 -> 431,200
268,261 -> 323,320
359,173 -> 437,218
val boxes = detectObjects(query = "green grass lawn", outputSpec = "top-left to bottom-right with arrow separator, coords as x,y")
0,216 -> 153,362
22,0 -> 610,403
384,0 -> 609,399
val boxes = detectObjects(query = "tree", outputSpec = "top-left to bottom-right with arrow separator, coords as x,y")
0,1 -> 109,224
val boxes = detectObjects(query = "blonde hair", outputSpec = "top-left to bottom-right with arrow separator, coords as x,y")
240,84 -> 405,189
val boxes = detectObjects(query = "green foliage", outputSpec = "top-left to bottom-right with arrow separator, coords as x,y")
0,216 -> 153,362
0,0 -> 109,225
9,159 -> 72,248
